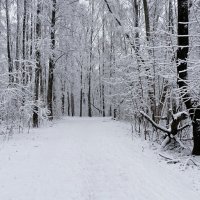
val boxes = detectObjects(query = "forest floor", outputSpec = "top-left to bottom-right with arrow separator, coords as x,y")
0,117 -> 200,200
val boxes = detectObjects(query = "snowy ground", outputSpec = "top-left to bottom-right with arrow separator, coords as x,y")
0,117 -> 200,200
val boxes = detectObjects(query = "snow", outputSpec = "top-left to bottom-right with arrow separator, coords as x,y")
0,117 -> 200,200
173,111 -> 188,120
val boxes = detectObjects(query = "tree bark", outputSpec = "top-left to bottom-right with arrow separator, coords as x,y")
5,0 -> 13,84
143,0 -> 150,41
22,0 -> 27,85
47,0 -> 56,120
80,63 -> 83,117
102,4 -> 105,117
88,0 -> 94,117
67,91 -> 71,116
71,92 -> 75,117
33,0 -> 42,127
177,0 -> 200,155
16,0 -> 20,83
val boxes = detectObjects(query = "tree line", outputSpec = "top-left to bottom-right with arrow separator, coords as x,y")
0,0 -> 200,154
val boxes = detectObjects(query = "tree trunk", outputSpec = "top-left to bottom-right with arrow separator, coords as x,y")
22,0 -> 27,85
33,1 -> 42,127
47,0 -> 56,120
192,119 -> 200,155
5,0 -> 13,84
88,0 -> 94,117
61,81 -> 65,115
15,0 -> 20,83
71,92 -> 75,117
80,64 -> 83,117
177,0 -> 200,155
168,0 -> 174,34
143,0 -> 150,41
102,6 -> 105,117
133,0 -> 139,50
67,91 -> 70,116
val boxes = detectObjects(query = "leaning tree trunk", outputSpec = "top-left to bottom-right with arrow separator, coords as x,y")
177,0 -> 200,155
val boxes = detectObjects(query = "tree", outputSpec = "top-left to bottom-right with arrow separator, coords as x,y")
5,0 -> 13,83
88,0 -> 94,117
15,0 -> 20,83
22,0 -> 27,85
177,0 -> 200,155
47,0 -> 57,120
33,0 -> 42,127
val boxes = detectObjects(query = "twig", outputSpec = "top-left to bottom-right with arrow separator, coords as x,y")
183,157 -> 199,170
174,135 -> 187,149
159,153 -> 173,160
178,124 -> 190,132
167,159 -> 180,164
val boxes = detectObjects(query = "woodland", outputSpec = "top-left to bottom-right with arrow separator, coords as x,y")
1,0 -> 200,155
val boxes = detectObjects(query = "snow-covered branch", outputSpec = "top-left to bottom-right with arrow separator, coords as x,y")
140,111 -> 170,134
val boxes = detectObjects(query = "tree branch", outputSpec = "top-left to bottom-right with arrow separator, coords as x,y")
178,124 -> 190,132
140,111 -> 170,133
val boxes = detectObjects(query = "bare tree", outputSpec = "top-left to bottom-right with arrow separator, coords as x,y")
33,0 -> 42,127
5,0 -> 13,83
177,0 -> 200,155
47,0 -> 57,120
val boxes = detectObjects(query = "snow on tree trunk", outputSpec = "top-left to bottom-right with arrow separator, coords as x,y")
177,0 -> 200,155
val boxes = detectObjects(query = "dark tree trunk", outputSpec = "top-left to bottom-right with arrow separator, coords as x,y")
62,93 -> 65,115
61,82 -> 65,115
67,91 -> 70,116
80,64 -> 83,117
88,0 -> 94,117
71,92 -> 75,117
143,0 -> 150,41
15,0 -> 20,83
47,0 -> 56,120
33,1 -> 42,128
98,35 -> 102,116
102,4 -> 105,117
5,0 -> 13,84
29,4 -> 33,82
192,119 -> 200,155
177,0 -> 200,155
80,90 -> 83,117
22,0 -> 27,85
133,0 -> 139,50
113,108 -> 117,119
88,72 -> 92,117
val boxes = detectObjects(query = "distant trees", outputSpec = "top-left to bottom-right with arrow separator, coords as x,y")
103,0 -> 200,154
1,0 -> 200,154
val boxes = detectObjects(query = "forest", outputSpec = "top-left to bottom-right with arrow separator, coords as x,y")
0,0 -> 200,155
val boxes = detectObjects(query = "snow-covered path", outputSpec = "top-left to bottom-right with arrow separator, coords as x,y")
0,117 -> 199,200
